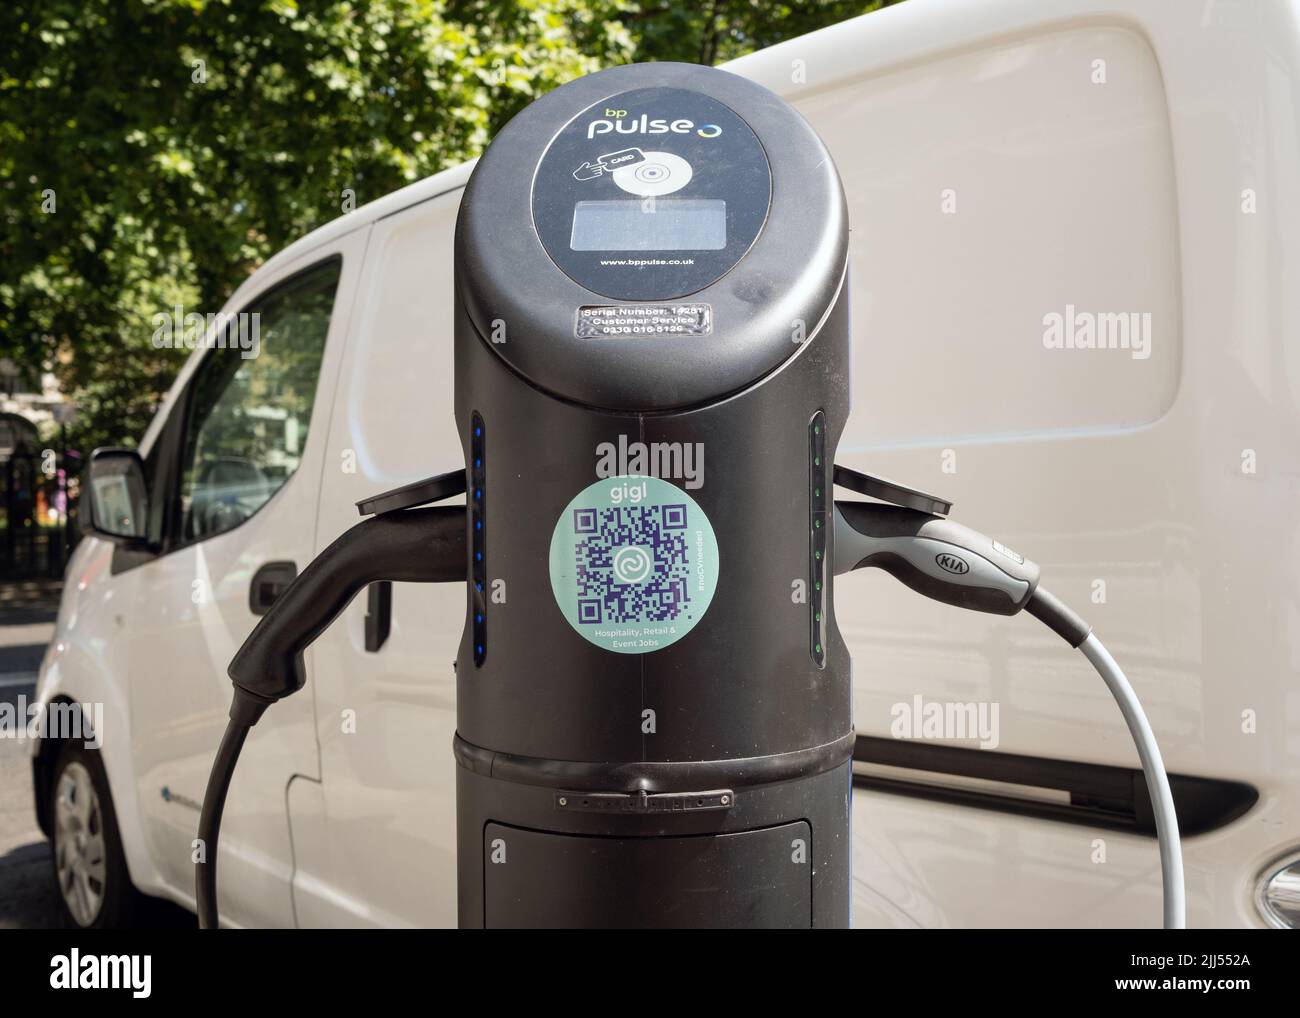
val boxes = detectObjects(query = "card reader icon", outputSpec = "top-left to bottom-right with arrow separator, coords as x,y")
573,147 -> 646,180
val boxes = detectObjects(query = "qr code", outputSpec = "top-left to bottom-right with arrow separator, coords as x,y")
573,504 -> 691,625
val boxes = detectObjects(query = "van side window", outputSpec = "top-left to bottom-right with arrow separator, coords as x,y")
176,259 -> 340,543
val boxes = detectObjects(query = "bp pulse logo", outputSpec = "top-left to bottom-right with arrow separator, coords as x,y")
936,552 -> 970,575
549,475 -> 719,654
587,109 -> 724,140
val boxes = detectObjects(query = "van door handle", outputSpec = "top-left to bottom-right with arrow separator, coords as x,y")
364,581 -> 392,652
250,561 -> 298,616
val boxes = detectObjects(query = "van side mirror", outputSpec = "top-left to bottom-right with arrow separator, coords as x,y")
85,448 -> 151,546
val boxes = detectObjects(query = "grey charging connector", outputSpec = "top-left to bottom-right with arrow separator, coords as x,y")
834,501 -> 1186,930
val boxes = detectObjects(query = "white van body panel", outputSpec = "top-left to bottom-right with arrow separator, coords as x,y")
34,535 -> 165,895
36,0 -> 1299,928
290,186 -> 467,927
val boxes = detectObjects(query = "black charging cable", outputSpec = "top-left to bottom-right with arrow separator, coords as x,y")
195,506 -> 465,929
196,690 -> 268,929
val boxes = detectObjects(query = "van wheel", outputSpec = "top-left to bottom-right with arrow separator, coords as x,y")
49,742 -> 141,928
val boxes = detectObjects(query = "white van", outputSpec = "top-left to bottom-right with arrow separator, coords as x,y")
34,0 -> 1300,928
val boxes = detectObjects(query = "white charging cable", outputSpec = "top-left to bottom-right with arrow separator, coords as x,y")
835,501 -> 1186,929
1078,630 -> 1185,929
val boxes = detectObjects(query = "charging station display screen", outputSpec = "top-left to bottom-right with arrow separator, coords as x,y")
570,199 -> 726,251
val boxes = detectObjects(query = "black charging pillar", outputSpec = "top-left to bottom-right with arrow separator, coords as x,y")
451,62 -> 852,928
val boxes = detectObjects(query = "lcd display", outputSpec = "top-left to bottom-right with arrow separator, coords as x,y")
570,199 -> 727,251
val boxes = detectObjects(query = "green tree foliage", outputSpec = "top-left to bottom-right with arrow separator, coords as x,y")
0,0 -> 896,452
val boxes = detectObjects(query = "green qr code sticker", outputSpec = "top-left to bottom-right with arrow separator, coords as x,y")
548,475 -> 720,654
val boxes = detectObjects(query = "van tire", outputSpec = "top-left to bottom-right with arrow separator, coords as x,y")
48,741 -> 142,929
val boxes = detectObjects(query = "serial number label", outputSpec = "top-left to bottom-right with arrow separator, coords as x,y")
575,304 -> 712,339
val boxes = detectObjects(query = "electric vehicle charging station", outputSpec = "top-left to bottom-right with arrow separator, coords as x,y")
197,61 -> 1184,930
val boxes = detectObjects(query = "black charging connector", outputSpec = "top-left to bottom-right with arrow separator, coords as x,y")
196,505 -> 466,928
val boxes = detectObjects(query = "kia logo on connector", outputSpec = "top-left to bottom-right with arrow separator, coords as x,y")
936,552 -> 970,575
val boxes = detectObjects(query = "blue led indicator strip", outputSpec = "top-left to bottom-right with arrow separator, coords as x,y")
471,412 -> 487,666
